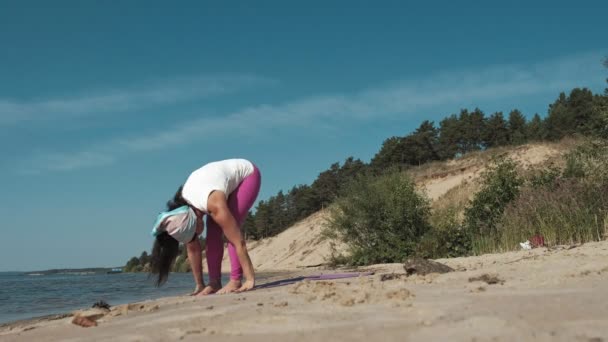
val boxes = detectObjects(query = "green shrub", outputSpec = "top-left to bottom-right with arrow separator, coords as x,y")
464,156 -> 523,254
498,140 -> 608,249
124,256 -> 140,272
563,139 -> 608,183
528,163 -> 561,188
417,207 -> 471,258
173,256 -> 191,273
416,228 -> 472,259
327,171 -> 431,265
500,179 -> 608,248
326,244 -> 352,268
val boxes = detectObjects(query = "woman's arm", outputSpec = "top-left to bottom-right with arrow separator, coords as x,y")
207,191 -> 256,292
186,214 -> 205,295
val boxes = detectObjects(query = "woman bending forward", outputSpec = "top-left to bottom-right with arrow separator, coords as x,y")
150,159 -> 261,294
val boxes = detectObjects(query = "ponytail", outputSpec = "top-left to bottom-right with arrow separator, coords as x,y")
149,232 -> 179,287
149,185 -> 187,286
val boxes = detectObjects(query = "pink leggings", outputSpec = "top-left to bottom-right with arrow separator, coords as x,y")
205,165 -> 261,282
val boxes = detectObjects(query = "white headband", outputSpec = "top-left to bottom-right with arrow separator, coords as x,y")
151,206 -> 197,243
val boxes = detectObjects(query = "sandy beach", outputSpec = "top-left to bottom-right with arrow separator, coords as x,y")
2,239 -> 608,342
4,142 -> 602,342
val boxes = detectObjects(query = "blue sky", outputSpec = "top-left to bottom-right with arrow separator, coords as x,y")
0,0 -> 606,271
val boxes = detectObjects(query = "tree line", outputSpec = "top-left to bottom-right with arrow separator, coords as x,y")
245,82 -> 607,240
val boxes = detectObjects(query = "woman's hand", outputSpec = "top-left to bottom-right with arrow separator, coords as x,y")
235,279 -> 255,293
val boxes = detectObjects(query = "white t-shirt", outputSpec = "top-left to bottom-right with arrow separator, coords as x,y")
181,159 -> 255,212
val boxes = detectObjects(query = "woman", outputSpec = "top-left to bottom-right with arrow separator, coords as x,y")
149,158 -> 261,294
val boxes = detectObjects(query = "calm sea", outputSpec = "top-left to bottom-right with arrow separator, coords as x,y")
0,272 -> 229,325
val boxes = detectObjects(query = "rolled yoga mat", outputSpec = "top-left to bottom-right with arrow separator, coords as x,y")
253,272 -> 375,290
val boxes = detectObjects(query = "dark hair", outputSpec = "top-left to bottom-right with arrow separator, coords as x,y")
148,186 -> 188,287
167,185 -> 188,211
149,232 -> 179,287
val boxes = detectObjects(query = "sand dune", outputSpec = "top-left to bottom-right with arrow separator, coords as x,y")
422,143 -> 560,200
233,142 -> 562,272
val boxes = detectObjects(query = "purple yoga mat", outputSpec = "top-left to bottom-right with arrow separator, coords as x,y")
254,272 -> 375,290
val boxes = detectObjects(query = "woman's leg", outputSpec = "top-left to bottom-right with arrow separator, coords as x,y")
222,166 -> 261,289
202,216 -> 223,294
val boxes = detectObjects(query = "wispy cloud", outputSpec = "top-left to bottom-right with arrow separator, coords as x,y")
16,51 -> 606,174
0,74 -> 276,125
30,151 -> 116,172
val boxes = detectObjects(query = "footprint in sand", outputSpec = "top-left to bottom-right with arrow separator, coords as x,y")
468,273 -> 505,285
290,279 -> 411,307
107,303 -> 160,318
385,288 -> 411,301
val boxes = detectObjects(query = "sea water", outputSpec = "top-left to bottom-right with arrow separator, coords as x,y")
0,272 -> 229,324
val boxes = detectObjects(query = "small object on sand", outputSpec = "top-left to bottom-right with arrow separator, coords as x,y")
92,300 -> 111,310
403,258 -> 454,276
519,240 -> 532,250
468,273 -> 504,285
530,234 -> 545,248
72,315 -> 98,328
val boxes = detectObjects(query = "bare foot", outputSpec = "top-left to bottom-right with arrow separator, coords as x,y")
189,284 -> 205,296
217,279 -> 242,294
196,284 -> 220,297
196,280 -> 222,297
235,279 -> 255,293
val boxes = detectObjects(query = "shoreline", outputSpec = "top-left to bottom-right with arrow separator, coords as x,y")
0,270 -> 302,329
2,241 -> 608,341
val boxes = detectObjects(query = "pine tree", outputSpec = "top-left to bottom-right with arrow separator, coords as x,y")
311,163 -> 341,208
336,157 -> 367,192
545,88 -> 596,139
243,212 -> 256,240
466,108 -> 486,151
507,109 -> 527,145
408,120 -> 440,165
483,112 -> 509,148
253,201 -> 271,239
438,114 -> 460,159
370,137 -> 403,170
526,113 -> 545,141
600,58 -> 608,137
604,57 -> 608,95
